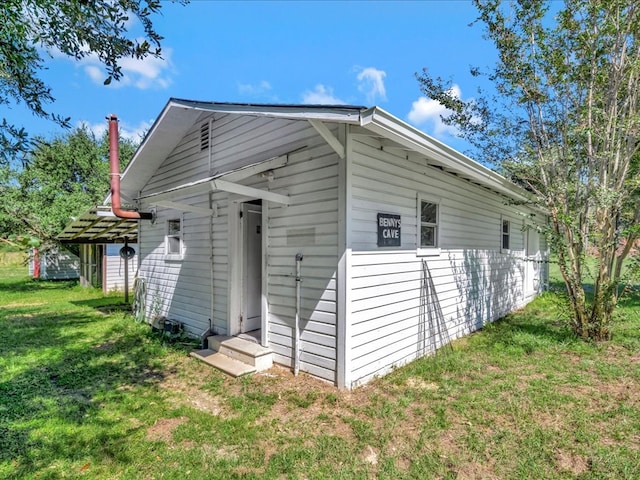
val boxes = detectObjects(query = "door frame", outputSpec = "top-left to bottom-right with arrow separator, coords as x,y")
228,196 -> 268,344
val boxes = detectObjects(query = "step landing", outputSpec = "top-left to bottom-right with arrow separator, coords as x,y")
189,349 -> 256,377
208,335 -> 273,371
190,335 -> 273,377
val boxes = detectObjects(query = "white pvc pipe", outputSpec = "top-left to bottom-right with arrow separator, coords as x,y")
294,253 -> 303,376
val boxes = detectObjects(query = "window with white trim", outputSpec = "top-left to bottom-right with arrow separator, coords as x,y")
418,196 -> 440,254
166,218 -> 183,258
501,218 -> 510,251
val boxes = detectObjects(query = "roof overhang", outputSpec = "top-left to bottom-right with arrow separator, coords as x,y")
115,99 -> 533,209
57,206 -> 138,244
358,107 -> 532,203
116,99 -> 364,201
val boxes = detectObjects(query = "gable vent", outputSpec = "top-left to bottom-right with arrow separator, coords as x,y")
200,121 -> 210,151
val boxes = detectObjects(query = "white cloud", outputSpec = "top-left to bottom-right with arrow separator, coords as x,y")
80,119 -> 152,143
238,80 -> 272,96
407,85 -> 463,137
84,65 -> 104,84
78,46 -> 174,90
119,53 -> 173,89
45,34 -> 173,90
301,84 -> 346,105
356,67 -> 387,104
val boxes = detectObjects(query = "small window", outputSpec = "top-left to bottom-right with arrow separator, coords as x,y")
501,219 -> 510,251
166,219 -> 182,257
418,196 -> 440,255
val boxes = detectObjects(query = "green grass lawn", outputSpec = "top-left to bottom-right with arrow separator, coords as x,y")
1,262 -> 640,479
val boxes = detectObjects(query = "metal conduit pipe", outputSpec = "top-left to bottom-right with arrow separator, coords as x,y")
108,114 -> 154,220
294,253 -> 303,376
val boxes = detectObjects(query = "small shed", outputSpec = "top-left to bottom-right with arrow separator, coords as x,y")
113,99 -> 549,388
29,248 -> 80,280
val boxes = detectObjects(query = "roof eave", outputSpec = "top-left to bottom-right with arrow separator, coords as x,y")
115,99 -> 366,200
169,98 -> 365,122
360,107 -> 532,203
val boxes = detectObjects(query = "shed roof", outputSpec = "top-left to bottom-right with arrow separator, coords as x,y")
57,206 -> 138,244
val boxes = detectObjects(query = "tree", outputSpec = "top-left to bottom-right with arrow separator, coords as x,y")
0,126 -> 138,246
0,0 -> 182,164
417,0 -> 640,340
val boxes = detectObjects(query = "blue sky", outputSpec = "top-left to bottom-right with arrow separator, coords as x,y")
8,0 -> 498,154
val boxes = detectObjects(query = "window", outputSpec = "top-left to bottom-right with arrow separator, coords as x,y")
166,219 -> 183,258
501,218 -> 510,251
418,196 -> 440,255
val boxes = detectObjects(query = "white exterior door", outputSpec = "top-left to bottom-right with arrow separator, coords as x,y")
242,203 -> 263,332
525,229 -> 541,298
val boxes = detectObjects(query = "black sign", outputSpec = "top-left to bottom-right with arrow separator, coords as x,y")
377,213 -> 401,247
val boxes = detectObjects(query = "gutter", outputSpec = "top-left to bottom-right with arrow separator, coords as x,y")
108,115 -> 154,220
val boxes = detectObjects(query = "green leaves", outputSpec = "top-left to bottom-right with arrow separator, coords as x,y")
0,126 -> 138,246
417,0 -> 640,340
0,0 -> 184,165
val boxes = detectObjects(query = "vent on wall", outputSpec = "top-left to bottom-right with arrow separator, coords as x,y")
200,121 -> 210,151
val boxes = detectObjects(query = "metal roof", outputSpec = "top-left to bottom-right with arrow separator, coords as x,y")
57,206 -> 138,244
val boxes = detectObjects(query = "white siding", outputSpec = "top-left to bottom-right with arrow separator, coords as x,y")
133,110 -> 547,388
206,119 -> 341,383
264,131 -> 341,383
137,119 -> 218,335
347,134 -> 542,387
104,244 -> 138,291
138,196 -> 213,337
137,115 -> 341,383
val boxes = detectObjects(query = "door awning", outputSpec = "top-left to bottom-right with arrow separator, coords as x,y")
139,154 -> 291,211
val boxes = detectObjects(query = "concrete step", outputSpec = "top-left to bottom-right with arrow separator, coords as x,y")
208,335 -> 273,371
189,349 -> 256,377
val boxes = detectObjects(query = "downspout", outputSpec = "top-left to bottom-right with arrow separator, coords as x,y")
108,114 -> 154,220
294,253 -> 303,376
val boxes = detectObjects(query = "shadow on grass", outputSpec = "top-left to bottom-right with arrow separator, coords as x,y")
71,297 -> 132,314
619,289 -> 640,310
478,314 -> 577,355
0,277 -> 79,293
0,298 -> 171,476
465,290 -> 581,356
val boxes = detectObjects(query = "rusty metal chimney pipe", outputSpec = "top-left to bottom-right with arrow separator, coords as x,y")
108,115 -> 153,220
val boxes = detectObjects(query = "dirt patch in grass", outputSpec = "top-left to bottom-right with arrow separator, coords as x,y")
156,358 -> 229,416
455,461 -> 500,480
405,376 -> 440,390
0,302 -> 45,309
533,411 -> 564,432
361,445 -> 378,465
188,391 -> 225,415
146,416 -> 188,442
555,450 -> 591,475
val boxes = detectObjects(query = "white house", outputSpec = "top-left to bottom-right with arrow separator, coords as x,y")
114,99 -> 548,389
